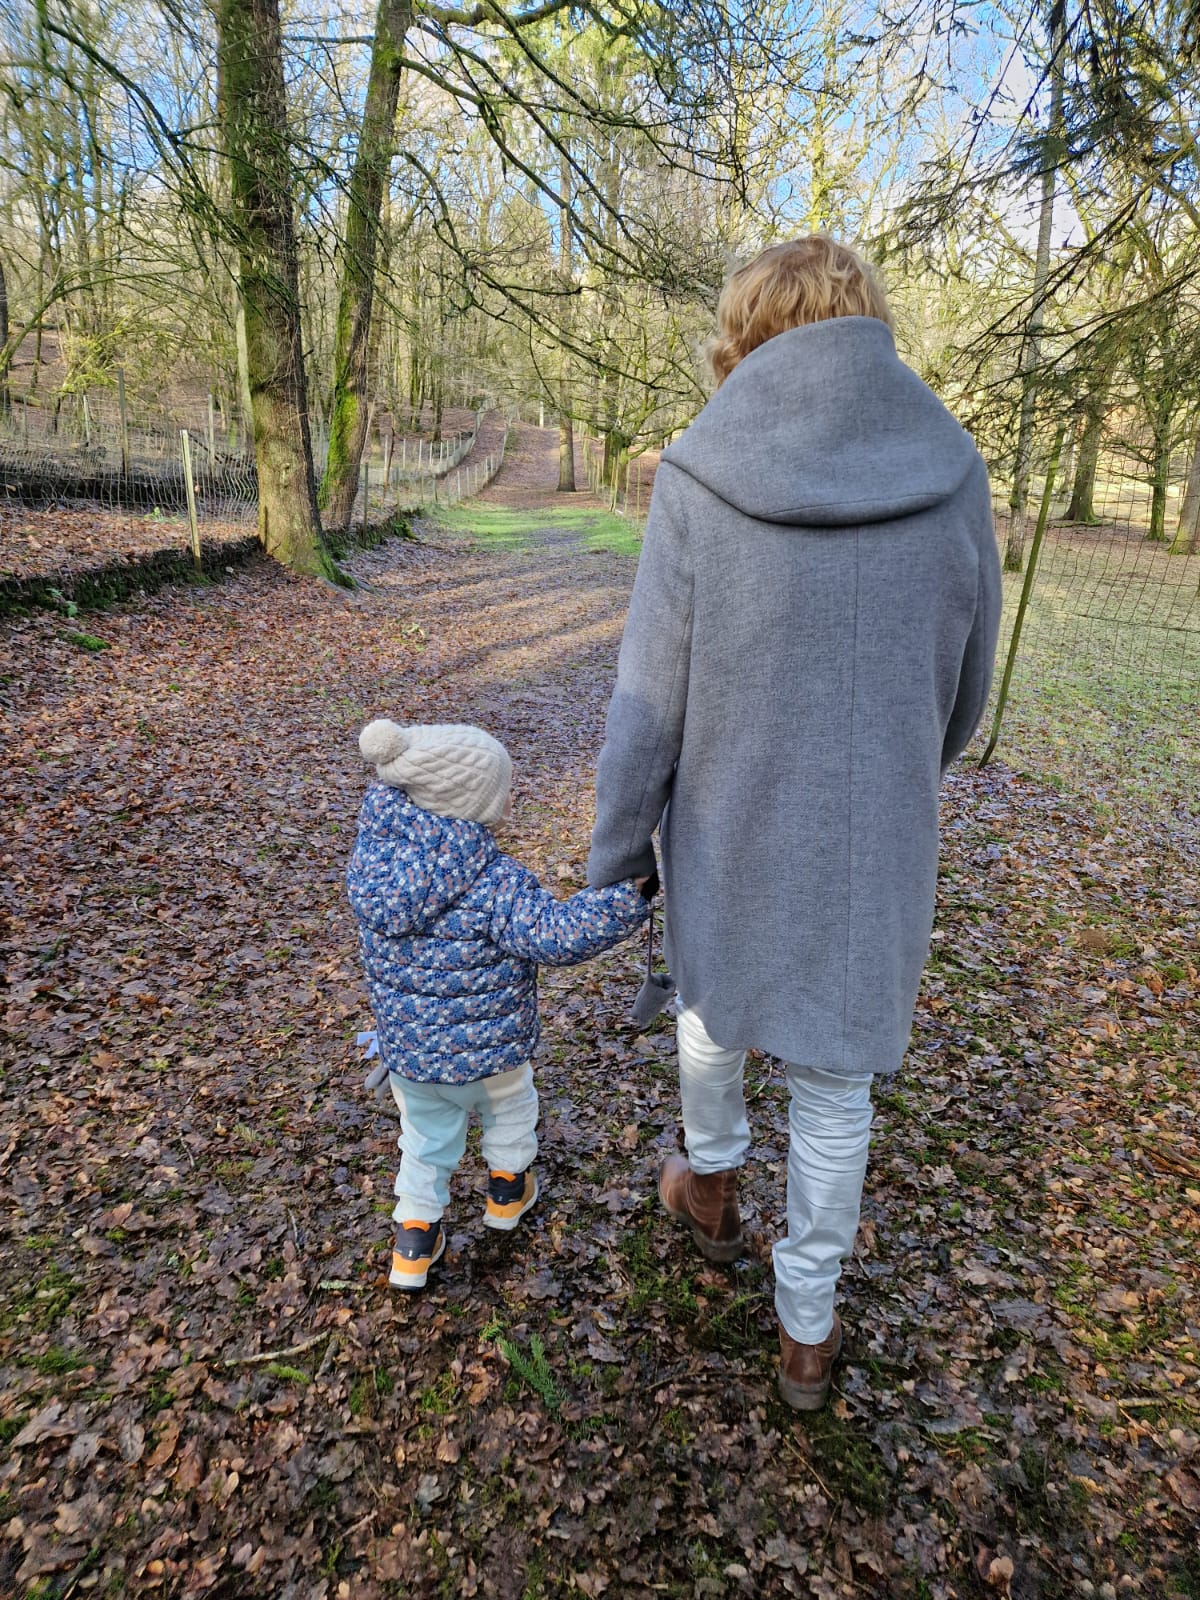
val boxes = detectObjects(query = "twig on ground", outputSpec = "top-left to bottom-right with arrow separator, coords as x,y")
222,1331 -> 328,1367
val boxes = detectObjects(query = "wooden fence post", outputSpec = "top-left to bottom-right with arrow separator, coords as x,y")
979,422 -> 1066,767
180,430 -> 202,571
117,367 -> 130,476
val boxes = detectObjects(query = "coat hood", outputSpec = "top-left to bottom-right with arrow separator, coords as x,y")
663,317 -> 980,527
346,784 -> 496,939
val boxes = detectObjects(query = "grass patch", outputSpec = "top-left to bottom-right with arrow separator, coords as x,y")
433,505 -> 532,550
432,501 -> 643,556
540,502 -> 643,555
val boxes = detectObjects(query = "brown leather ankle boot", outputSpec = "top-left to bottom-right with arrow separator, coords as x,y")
658,1154 -> 743,1263
778,1314 -> 842,1411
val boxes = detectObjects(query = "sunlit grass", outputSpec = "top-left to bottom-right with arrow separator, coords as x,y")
983,525 -> 1200,836
432,502 -> 643,557
431,505 -> 533,550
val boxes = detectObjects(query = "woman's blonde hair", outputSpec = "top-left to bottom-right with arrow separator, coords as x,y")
709,236 -> 892,387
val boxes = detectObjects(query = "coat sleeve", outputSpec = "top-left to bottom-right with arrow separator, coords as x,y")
488,862 -> 649,966
941,473 -> 1003,772
587,464 -> 694,887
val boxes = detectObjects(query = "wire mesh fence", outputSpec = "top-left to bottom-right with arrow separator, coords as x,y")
0,399 -> 510,608
332,410 -> 511,530
981,426 -> 1200,843
577,431 -> 657,526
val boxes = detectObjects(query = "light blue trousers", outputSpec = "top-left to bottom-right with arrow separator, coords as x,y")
675,1004 -> 874,1345
389,1062 -> 539,1224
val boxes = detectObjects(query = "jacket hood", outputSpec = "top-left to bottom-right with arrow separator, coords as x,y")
663,317 -> 980,527
346,784 -> 497,939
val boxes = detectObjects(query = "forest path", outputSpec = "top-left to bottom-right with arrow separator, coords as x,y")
1,447 -> 1197,1596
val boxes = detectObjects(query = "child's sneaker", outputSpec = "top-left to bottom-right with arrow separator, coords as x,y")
484,1169 -> 538,1231
389,1220 -> 445,1288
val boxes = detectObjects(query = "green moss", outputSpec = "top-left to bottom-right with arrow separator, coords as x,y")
26,1345 -> 85,1376
61,629 -> 111,652
0,1264 -> 79,1332
418,1370 -> 460,1416
0,537 -> 263,616
781,1405 -> 891,1515
267,1363 -> 311,1384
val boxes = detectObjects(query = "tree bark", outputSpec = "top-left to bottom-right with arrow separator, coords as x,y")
1170,414 -> 1200,555
1006,0 -> 1066,571
216,0 -> 336,579
319,0 -> 412,531
1066,402 -> 1103,522
0,255 -> 9,414
234,283 -> 255,454
557,141 -> 576,492
1147,421 -> 1172,542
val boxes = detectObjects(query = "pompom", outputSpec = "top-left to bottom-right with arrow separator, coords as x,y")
359,718 -> 409,766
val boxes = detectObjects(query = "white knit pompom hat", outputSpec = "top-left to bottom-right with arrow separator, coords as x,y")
359,719 -> 512,825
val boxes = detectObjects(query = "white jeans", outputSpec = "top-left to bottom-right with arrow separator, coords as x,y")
676,1004 -> 873,1345
388,1062 -> 539,1224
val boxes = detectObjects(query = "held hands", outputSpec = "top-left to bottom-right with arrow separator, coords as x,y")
357,1030 -> 391,1099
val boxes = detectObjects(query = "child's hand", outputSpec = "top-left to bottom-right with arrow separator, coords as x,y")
636,868 -> 660,901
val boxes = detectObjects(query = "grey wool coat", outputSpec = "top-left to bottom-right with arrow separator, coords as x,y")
587,316 -> 1002,1076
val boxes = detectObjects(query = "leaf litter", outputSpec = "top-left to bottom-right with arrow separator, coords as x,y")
1,425 -> 1198,1598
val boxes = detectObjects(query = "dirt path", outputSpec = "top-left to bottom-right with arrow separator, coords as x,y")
2,453 -> 1198,1599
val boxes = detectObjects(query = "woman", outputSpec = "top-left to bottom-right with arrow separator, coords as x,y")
587,237 -> 1001,1410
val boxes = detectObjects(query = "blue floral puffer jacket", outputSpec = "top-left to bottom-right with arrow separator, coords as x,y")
347,784 -> 649,1084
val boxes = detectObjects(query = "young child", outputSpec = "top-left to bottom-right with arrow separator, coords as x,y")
347,718 -> 652,1289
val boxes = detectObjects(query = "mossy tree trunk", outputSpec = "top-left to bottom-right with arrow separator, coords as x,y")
1066,400 -> 1104,523
319,0 -> 413,532
1170,415 -> 1200,555
216,0 -> 337,579
0,255 -> 9,414
1147,421 -> 1173,542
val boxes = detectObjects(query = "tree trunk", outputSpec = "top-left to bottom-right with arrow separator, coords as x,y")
0,255 -> 9,414
234,284 -> 255,453
1066,402 -> 1103,522
1147,427 -> 1171,541
1170,415 -> 1200,555
319,0 -> 412,530
216,0 -> 337,579
1006,0 -> 1066,571
1054,413 -> 1077,501
556,140 -> 576,492
557,396 -> 575,491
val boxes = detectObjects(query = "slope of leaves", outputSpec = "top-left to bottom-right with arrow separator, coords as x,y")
1,427 -> 1198,1599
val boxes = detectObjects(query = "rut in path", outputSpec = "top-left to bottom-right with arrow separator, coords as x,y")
357,420 -> 643,820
